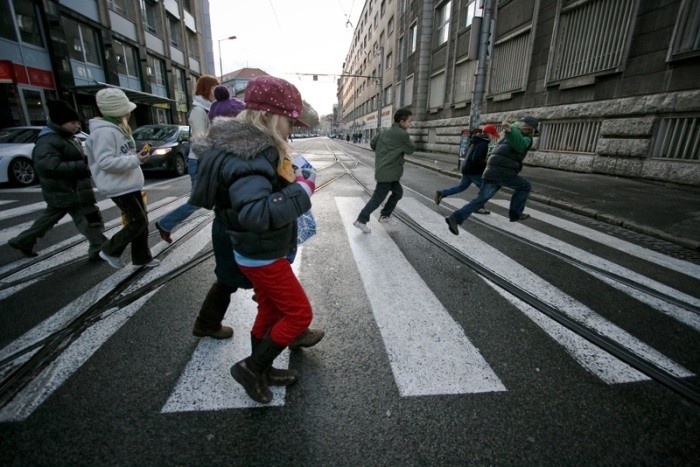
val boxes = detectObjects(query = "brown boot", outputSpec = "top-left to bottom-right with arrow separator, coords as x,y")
192,282 -> 237,339
289,328 -> 325,350
231,336 -> 284,404
251,333 -> 298,386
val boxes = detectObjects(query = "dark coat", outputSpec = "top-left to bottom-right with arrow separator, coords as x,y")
461,134 -> 490,175
32,122 -> 96,208
189,117 -> 311,260
482,125 -> 533,183
370,122 -> 416,182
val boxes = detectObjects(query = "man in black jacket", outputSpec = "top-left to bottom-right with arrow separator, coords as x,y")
8,100 -> 106,259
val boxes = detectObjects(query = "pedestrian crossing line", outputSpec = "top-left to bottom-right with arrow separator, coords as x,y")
0,200 -> 15,206
442,198 -> 700,329
336,197 -> 507,397
403,197 -> 693,381
0,220 -> 215,421
0,290 -> 160,422
0,200 -> 40,220
162,249 -> 303,412
488,199 -> 700,278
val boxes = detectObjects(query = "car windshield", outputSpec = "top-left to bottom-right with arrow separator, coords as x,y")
132,126 -> 178,142
0,128 -> 39,144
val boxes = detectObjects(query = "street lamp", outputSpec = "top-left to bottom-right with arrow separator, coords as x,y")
218,35 -> 237,81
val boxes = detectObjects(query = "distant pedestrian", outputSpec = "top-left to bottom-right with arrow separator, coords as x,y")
353,108 -> 416,233
154,75 -> 219,243
446,116 -> 539,235
8,100 -> 107,259
85,88 -> 158,268
191,75 -> 324,404
188,84 -> 252,340
435,124 -> 500,213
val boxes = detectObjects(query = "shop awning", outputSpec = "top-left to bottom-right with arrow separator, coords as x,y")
70,82 -> 174,107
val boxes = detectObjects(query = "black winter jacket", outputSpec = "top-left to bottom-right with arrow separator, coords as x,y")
32,122 -> 96,208
461,135 -> 490,176
189,118 -> 311,260
482,128 -> 533,182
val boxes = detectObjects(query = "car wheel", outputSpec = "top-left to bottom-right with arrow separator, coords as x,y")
9,157 -> 36,186
173,154 -> 186,177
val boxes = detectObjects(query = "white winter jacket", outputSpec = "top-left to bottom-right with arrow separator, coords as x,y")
187,95 -> 212,160
85,118 -> 144,198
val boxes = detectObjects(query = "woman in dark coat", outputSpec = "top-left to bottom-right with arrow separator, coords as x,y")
8,100 -> 106,259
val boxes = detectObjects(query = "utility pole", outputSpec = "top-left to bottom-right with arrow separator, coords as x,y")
470,0 -> 495,130
376,45 -> 384,132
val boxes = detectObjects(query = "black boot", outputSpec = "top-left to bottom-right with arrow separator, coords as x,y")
193,282 -> 237,339
231,335 -> 285,404
251,333 -> 298,386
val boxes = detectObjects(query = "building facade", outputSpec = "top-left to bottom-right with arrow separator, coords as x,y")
0,0 -> 215,130
338,0 -> 700,185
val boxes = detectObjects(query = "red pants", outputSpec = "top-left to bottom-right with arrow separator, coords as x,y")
239,259 -> 313,347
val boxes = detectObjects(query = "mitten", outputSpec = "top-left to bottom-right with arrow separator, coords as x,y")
295,166 -> 316,197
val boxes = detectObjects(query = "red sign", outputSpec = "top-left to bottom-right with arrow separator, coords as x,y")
0,60 -> 55,89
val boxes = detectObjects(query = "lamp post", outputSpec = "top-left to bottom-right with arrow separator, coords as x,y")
218,35 -> 237,82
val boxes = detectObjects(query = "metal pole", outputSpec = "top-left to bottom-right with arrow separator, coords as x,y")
470,0 -> 494,130
218,36 -> 236,82
376,46 -> 384,132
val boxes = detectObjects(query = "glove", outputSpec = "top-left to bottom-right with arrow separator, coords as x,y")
295,166 -> 316,197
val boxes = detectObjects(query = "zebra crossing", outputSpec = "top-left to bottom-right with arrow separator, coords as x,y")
0,191 -> 697,420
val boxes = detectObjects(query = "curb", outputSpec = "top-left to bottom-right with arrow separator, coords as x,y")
405,156 -> 700,252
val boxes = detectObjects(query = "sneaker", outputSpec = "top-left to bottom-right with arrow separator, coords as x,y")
99,250 -> 125,269
434,191 -> 443,206
8,239 -> 38,258
475,208 -> 491,215
154,221 -> 172,243
134,258 -> 161,268
353,220 -> 371,233
445,216 -> 460,235
378,215 -> 389,223
289,328 -> 325,350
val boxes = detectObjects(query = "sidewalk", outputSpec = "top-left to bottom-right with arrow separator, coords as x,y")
351,142 -> 700,252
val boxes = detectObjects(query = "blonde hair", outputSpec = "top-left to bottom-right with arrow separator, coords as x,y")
114,114 -> 133,138
235,109 -> 292,169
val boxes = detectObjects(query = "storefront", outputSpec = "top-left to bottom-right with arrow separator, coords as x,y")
0,60 -> 57,128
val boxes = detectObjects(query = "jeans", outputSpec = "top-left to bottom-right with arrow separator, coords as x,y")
157,158 -> 200,232
439,174 -> 483,197
10,205 -> 107,257
451,175 -> 531,224
357,181 -> 403,223
239,258 -> 313,347
103,190 -> 152,264
212,213 -> 252,289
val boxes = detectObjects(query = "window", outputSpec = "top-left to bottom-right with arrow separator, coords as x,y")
428,71 -> 446,108
668,0 -> 700,61
539,121 -> 601,154
652,117 -> 700,161
435,1 -> 452,46
404,75 -> 414,106
62,16 -> 103,84
147,54 -> 166,87
0,0 -> 18,41
187,30 -> 199,59
384,85 -> 392,105
453,59 -> 477,103
409,23 -> 417,53
108,0 -> 135,21
142,0 -> 159,35
490,29 -> 531,94
462,0 -> 479,28
381,0 -> 386,16
386,51 -> 392,69
173,67 -> 188,114
114,39 -> 140,80
547,0 -> 636,83
169,15 -> 182,48
388,16 -> 394,35
13,0 -> 43,47
183,0 -> 193,12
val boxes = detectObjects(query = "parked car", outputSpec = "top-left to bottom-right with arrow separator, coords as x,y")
0,126 -> 89,186
132,124 -> 190,177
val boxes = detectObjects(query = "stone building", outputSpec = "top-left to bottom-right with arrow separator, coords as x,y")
338,0 -> 699,185
0,0 -> 215,129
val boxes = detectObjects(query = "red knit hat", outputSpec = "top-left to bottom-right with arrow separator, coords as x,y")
244,76 -> 309,127
483,124 -> 499,137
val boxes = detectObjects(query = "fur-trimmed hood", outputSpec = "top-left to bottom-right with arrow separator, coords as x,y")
190,118 -> 274,161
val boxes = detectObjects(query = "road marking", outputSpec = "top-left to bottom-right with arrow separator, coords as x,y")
443,198 -> 700,329
336,197 -> 506,397
489,198 -> 700,278
404,197 -> 693,381
0,219 -> 214,421
162,249 -> 303,412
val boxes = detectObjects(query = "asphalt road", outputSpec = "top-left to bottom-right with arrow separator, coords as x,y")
0,137 -> 698,465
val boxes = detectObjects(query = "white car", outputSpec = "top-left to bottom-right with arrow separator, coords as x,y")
0,126 -> 89,187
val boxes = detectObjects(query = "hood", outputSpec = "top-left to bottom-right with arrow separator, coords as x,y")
191,118 -> 274,160
192,95 -> 212,112
88,118 -> 120,132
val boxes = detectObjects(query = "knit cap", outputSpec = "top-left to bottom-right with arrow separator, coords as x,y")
47,100 -> 80,125
96,88 -> 137,117
244,76 -> 309,127
208,85 -> 246,120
